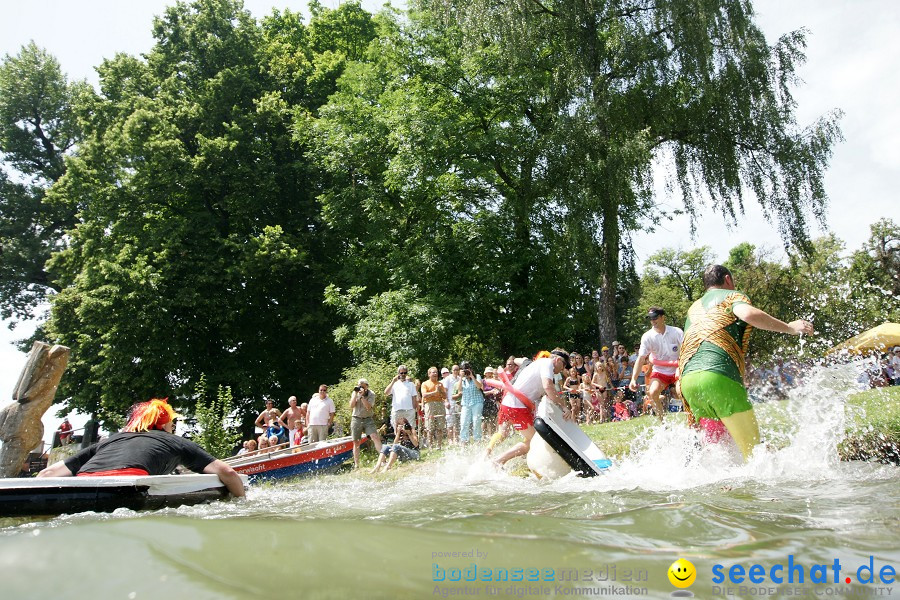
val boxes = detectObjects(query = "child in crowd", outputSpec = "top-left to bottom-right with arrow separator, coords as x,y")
613,389 -> 630,421
292,419 -> 304,447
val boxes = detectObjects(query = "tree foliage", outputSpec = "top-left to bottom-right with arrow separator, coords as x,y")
0,42 -> 88,322
0,0 -> 859,429
192,374 -> 242,458
41,0 -> 376,426
413,0 -> 842,344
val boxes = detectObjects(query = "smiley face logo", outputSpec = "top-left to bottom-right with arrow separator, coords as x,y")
668,558 -> 696,588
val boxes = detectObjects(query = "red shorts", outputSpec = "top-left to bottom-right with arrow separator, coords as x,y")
78,468 -> 150,477
498,404 -> 534,431
648,371 -> 677,388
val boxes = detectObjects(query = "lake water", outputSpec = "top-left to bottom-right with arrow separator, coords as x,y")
1,365 -> 898,599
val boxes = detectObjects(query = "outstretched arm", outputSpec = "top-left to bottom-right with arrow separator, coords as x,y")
732,304 -> 813,336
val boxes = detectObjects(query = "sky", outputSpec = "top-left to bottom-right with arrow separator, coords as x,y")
1,0 -> 897,446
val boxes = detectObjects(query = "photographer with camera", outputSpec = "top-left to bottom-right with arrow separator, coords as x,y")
370,416 -> 420,473
349,379 -> 382,469
441,365 -> 461,443
455,361 -> 485,444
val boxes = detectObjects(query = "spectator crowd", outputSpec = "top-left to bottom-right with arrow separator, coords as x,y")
232,337 -> 692,470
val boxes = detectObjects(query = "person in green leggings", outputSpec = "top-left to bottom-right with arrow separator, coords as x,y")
678,265 -> 814,460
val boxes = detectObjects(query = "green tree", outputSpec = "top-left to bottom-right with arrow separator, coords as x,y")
414,0 -> 842,345
0,43 -> 88,321
724,242 -> 799,359
627,246 -> 713,347
192,374 -> 242,458
788,223 -> 900,352
645,247 -> 714,303
311,1 -> 603,360
43,0 -> 357,426
849,218 -> 899,298
325,284 -> 440,368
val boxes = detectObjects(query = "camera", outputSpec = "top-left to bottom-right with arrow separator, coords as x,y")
353,386 -> 361,392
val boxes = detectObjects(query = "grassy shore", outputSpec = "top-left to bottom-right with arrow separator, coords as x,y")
347,388 -> 900,476
838,386 -> 900,463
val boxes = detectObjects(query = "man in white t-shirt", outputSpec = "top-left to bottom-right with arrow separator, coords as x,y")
486,350 -> 571,467
307,384 -> 336,443
629,307 -> 684,420
384,364 -> 420,429
441,365 -> 461,443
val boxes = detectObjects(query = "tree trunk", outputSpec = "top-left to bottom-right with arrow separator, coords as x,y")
596,273 -> 618,347
596,190 -> 620,346
0,342 -> 70,477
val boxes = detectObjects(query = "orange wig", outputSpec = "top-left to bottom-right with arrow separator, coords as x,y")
124,398 -> 180,432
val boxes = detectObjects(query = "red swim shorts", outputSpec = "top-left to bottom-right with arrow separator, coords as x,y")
498,404 -> 534,431
77,468 -> 150,477
648,371 -> 678,388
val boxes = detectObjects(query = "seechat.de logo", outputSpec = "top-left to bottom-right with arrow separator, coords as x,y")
711,555 -> 896,586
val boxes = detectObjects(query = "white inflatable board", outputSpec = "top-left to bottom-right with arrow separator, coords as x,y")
534,398 -> 611,476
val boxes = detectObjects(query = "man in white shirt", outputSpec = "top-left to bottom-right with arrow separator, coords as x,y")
441,365 -> 461,443
629,307 -> 684,420
486,350 -> 571,467
307,385 -> 335,443
384,364 -> 420,429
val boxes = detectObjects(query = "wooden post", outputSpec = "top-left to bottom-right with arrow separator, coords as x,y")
0,342 -> 70,478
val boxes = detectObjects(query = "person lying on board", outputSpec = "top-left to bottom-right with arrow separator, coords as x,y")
37,398 -> 245,497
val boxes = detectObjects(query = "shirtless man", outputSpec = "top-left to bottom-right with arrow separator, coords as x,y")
254,399 -> 282,430
280,396 -> 304,446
